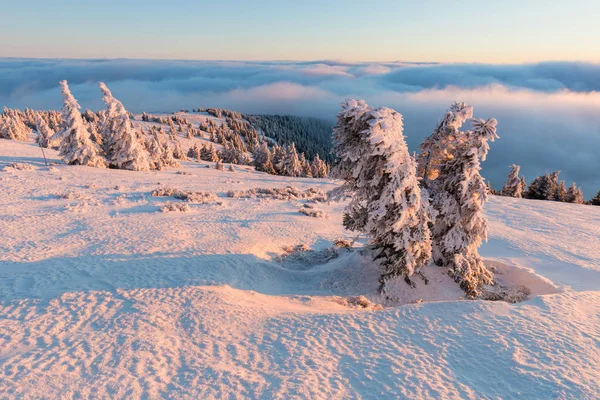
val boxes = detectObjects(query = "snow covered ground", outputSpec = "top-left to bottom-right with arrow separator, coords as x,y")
0,139 -> 599,399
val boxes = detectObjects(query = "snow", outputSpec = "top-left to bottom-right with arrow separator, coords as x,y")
0,139 -> 599,398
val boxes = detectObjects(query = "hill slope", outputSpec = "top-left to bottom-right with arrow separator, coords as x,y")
0,139 -> 599,399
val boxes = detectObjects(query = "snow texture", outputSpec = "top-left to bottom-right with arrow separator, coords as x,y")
0,139 -> 598,399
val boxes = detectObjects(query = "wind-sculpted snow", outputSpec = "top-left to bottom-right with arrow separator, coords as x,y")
0,139 -> 598,398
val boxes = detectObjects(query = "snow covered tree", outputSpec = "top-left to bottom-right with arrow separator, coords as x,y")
253,142 -> 276,174
56,81 -> 107,168
0,112 -> 31,141
146,137 -> 165,171
311,154 -> 329,178
525,171 -> 560,200
591,190 -> 600,206
228,164 -> 235,172
187,143 -> 202,160
35,114 -> 56,148
566,183 -> 584,204
278,143 -> 302,177
201,143 -> 220,162
417,101 -> 473,188
500,164 -> 525,198
430,116 -> 499,297
215,159 -> 224,170
99,82 -> 150,171
554,181 -> 567,202
332,99 -> 433,290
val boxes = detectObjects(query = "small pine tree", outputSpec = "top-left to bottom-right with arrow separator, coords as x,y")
566,183 -> 584,204
215,159 -> 224,170
36,114 -> 55,148
311,153 -> 328,178
554,181 -> 567,202
57,81 -> 106,168
99,82 -> 150,171
500,164 -> 524,198
187,143 -> 202,160
279,143 -> 302,177
0,113 -> 30,141
591,190 -> 600,206
228,164 -> 235,172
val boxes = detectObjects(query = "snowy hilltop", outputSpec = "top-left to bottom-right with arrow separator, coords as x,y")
0,89 -> 599,398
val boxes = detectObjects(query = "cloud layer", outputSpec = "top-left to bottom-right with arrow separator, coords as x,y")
1,58 -> 599,196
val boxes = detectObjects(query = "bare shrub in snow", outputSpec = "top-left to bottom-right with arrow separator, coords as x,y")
57,191 -> 90,200
299,204 -> 327,218
3,162 -> 36,171
161,202 -> 191,213
333,239 -> 353,249
277,244 -> 339,270
332,296 -> 383,311
152,187 -> 220,204
227,186 -> 326,202
480,285 -> 531,303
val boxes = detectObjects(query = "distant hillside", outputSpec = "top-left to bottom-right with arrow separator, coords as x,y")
244,114 -> 334,163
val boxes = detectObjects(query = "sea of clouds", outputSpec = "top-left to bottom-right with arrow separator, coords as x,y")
1,58 -> 599,195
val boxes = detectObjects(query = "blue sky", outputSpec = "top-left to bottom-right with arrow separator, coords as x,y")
1,0 -> 599,62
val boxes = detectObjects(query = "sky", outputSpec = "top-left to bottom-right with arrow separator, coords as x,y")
1,2 -> 599,196
1,0 -> 600,63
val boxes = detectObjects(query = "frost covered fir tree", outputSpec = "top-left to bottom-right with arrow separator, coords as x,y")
215,159 -> 224,170
0,113 -> 30,141
566,183 -> 584,204
311,153 -> 329,178
500,164 -> 525,198
591,190 -> 600,206
187,143 -> 202,160
253,142 -> 276,174
35,114 -> 56,148
57,81 -> 107,168
554,181 -> 567,202
201,143 -> 220,162
525,171 -> 560,200
146,137 -> 165,171
332,99 -> 433,290
280,143 -> 304,177
228,164 -> 235,172
430,116 -> 499,297
417,101 -> 473,186
99,82 -> 150,171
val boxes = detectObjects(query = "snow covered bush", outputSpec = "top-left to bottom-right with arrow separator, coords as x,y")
331,99 -> 433,291
56,81 -> 107,168
500,164 -> 525,198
